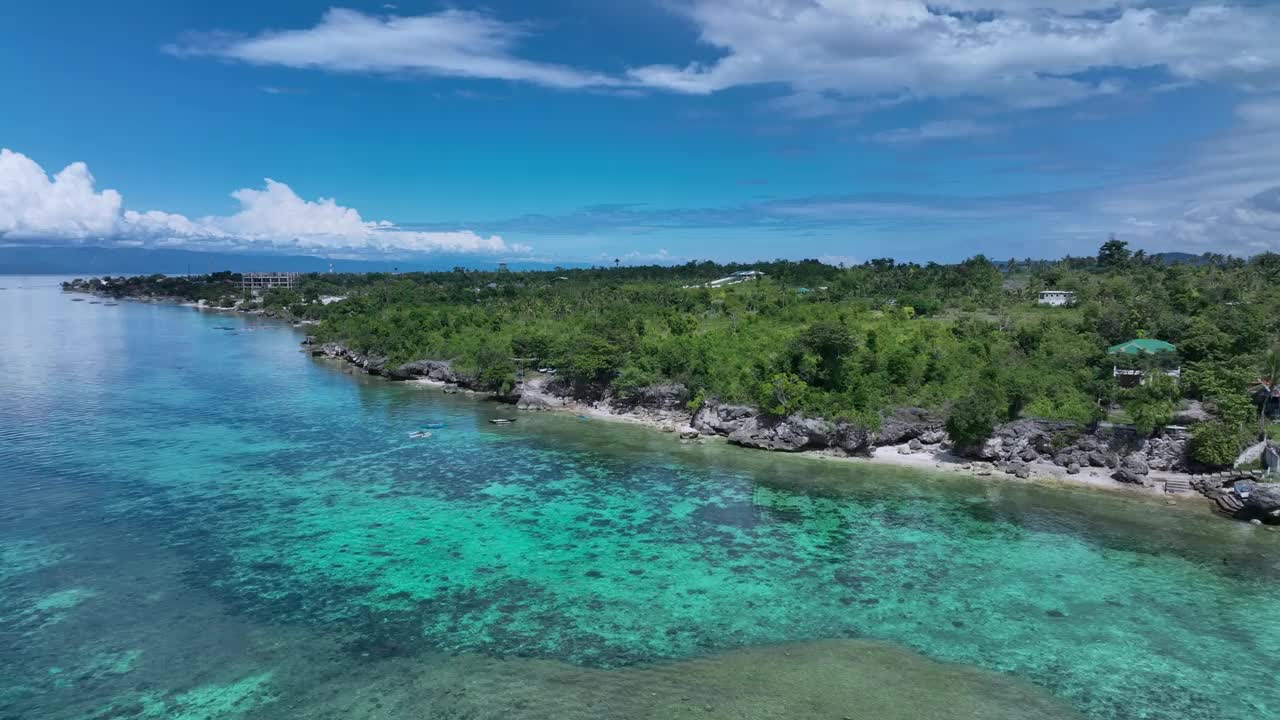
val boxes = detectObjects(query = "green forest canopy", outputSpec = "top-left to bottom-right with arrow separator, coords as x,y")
67,244 -> 1280,467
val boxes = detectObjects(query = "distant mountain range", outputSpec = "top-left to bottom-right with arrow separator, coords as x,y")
0,246 -> 572,275
0,244 -> 1231,276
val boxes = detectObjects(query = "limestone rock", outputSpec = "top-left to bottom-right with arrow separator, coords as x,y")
691,402 -> 756,437
728,415 -> 835,453
616,383 -> 690,412
874,407 -> 946,446
1112,468 -> 1149,485
1238,481 -> 1280,523
973,418 -> 1078,463
1121,453 -> 1150,476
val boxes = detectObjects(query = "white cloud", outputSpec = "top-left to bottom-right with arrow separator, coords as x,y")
0,149 -> 526,256
166,8 -> 619,90
1159,185 -> 1280,254
1084,96 -> 1280,253
869,119 -> 1000,144
0,149 -> 122,238
630,1 -> 1280,107
612,248 -> 682,264
166,3 -> 1280,120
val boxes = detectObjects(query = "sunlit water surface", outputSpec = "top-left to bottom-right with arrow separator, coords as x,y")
2,276 -> 1278,720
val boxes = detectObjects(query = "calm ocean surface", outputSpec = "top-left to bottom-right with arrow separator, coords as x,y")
2,275 -> 1278,720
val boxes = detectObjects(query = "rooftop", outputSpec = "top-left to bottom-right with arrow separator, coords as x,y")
1108,338 -> 1177,355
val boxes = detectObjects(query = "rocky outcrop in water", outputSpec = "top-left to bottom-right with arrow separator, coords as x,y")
1241,482 -> 1280,521
387,359 -> 467,384
302,338 -> 484,388
1199,478 -> 1280,524
305,340 -> 392,376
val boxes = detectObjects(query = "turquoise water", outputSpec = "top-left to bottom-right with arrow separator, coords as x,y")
2,276 -> 1279,720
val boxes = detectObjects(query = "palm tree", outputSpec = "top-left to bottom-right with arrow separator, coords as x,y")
1253,346 -> 1280,441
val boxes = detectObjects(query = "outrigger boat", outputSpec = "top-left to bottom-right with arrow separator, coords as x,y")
408,430 -> 433,439
488,418 -> 516,425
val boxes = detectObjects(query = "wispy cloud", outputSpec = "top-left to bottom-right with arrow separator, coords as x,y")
1082,96 -> 1280,254
631,1 -> 1280,108
165,8 -> 621,90
410,192 -> 1075,238
403,92 -> 1280,255
868,120 -> 1001,145
258,85 -> 307,95
0,149 -> 527,257
168,4 -> 1280,115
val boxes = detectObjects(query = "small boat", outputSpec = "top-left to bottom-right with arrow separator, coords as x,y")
409,431 -> 433,439
104,302 -> 118,306
89,301 -> 102,305
489,418 -> 517,425
71,298 -> 85,302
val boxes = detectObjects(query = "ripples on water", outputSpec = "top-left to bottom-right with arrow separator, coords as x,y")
1,277 -> 1278,720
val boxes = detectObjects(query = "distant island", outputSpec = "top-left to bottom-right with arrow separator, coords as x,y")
63,241 -> 1280,524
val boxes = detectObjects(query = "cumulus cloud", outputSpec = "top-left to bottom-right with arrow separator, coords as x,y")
630,1 -> 1280,107
166,8 -> 619,90
0,149 -> 525,256
0,149 -> 122,238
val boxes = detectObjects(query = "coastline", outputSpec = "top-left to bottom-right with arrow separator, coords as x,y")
65,288 -> 321,325
62,288 -> 1260,521
409,376 -> 1206,505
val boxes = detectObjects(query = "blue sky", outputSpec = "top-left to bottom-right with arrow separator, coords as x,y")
2,1 -> 1279,264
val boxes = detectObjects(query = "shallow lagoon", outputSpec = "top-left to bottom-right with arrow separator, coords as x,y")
2,277 -> 1278,720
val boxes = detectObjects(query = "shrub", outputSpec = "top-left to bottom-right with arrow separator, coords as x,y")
1189,421 -> 1249,467
756,373 -> 810,416
946,389 -> 1003,448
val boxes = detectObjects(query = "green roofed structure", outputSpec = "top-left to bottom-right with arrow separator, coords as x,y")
1108,338 -> 1177,355
1108,339 -> 1180,386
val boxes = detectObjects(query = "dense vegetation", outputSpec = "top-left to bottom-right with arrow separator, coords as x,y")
66,241 -> 1280,467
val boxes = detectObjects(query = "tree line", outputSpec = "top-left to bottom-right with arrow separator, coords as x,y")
67,243 -> 1280,467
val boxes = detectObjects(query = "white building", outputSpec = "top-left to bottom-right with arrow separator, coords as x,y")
240,272 -> 300,292
706,270 -> 766,288
1037,290 -> 1076,307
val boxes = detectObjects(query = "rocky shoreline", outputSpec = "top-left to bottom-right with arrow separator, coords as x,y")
302,337 -> 1280,526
